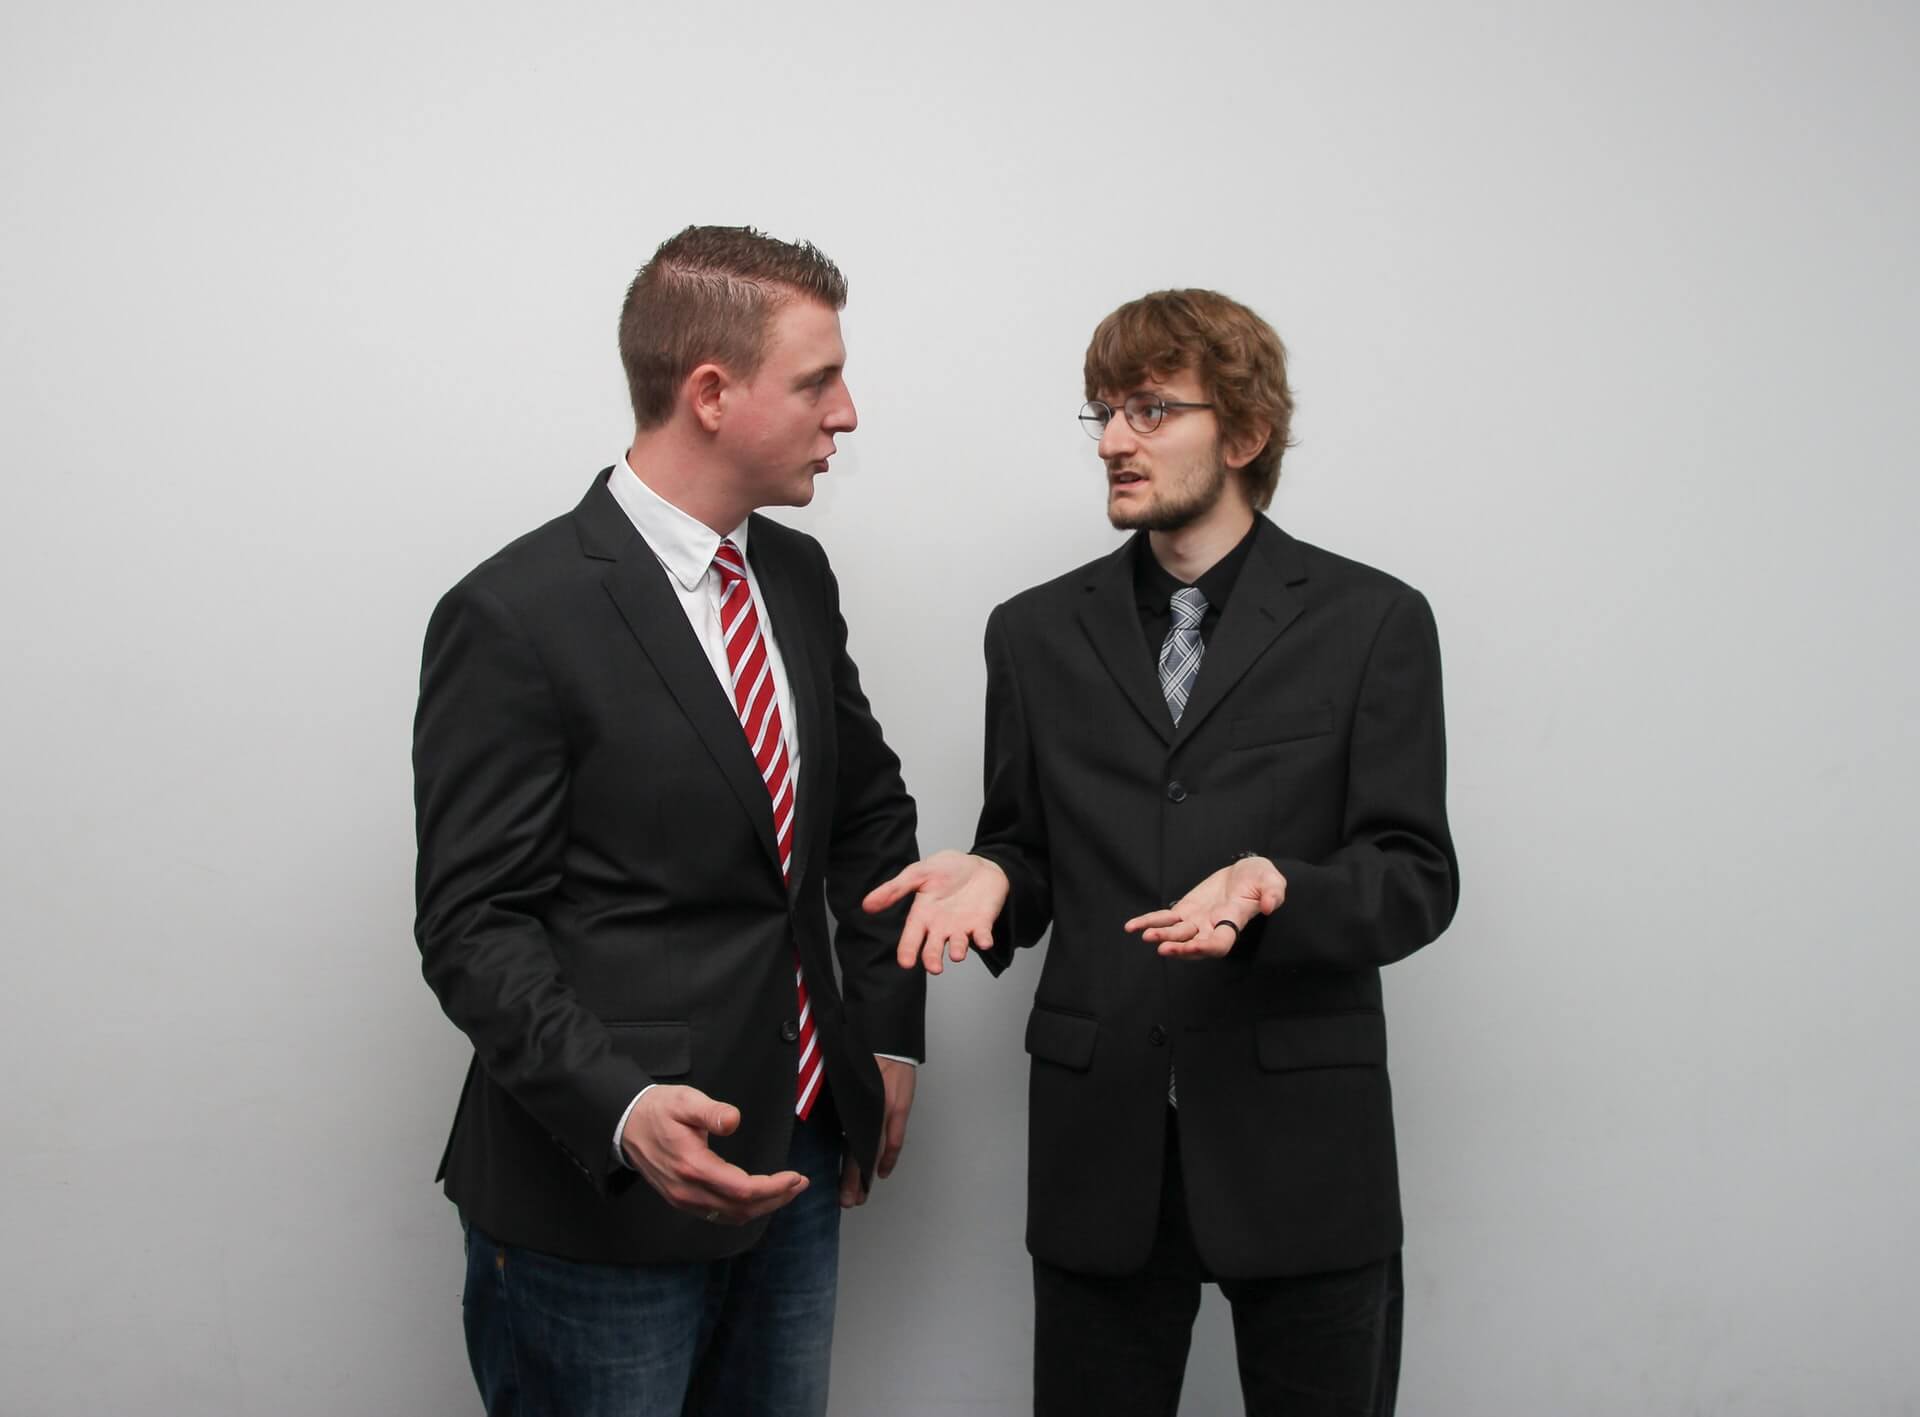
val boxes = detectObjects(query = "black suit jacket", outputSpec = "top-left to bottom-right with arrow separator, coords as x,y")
413,471 -> 921,1264
972,516 -> 1457,1279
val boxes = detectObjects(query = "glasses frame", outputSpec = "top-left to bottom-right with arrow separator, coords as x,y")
1078,393 -> 1216,439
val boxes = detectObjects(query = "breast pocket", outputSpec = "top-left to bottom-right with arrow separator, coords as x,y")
1229,703 -> 1334,750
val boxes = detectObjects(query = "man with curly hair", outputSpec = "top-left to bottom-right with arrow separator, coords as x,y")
871,288 -> 1458,1415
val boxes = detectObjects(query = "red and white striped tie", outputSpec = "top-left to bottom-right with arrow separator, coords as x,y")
713,539 -> 823,1119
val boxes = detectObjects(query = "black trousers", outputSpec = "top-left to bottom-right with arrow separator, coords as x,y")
1032,1113 -> 1402,1417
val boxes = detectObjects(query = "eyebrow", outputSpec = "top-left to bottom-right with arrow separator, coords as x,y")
793,363 -> 843,388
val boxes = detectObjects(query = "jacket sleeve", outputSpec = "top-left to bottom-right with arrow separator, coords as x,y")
815,550 -> 926,1061
413,578 -> 646,1193
1258,586 -> 1459,969
970,603 -> 1054,977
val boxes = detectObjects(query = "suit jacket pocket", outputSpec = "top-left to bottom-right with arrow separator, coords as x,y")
1025,1006 -> 1098,1072
606,1021 -> 692,1078
1230,703 -> 1335,749
1255,1012 -> 1385,1072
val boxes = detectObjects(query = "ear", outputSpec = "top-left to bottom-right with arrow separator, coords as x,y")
684,362 -> 731,434
1222,420 -> 1270,471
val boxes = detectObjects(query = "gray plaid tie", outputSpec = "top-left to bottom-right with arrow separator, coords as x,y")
1158,586 -> 1208,724
1156,585 -> 1207,1109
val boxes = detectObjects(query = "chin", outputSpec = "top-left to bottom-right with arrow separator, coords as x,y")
1109,497 -> 1197,533
1107,492 -> 1149,530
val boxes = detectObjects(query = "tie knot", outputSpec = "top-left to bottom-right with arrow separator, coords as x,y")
713,539 -> 747,585
1170,585 -> 1207,630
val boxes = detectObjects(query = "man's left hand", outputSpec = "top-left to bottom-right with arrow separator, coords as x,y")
1123,855 -> 1288,958
840,1055 -> 917,1208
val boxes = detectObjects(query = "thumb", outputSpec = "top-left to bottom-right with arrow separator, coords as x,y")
670,1087 -> 732,1134
862,862 -> 925,914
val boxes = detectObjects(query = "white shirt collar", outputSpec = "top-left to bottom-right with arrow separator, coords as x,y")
606,452 -> 751,590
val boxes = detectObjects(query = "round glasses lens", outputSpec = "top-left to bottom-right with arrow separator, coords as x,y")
1123,394 -> 1165,434
1078,402 -> 1111,439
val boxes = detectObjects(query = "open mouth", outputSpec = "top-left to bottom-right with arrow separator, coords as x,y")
1110,470 -> 1146,488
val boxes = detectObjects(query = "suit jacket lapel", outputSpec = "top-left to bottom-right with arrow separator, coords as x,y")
1076,536 -> 1176,746
745,520 -> 822,899
578,476 -> 783,879
1173,517 -> 1309,742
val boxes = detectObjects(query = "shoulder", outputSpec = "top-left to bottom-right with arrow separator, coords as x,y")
432,482 -> 615,627
1265,522 -> 1430,619
991,543 -> 1129,628
1294,539 -> 1421,599
1261,526 -> 1442,675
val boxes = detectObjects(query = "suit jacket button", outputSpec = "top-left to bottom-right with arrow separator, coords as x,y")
1166,781 -> 1187,802
780,1019 -> 800,1043
1148,1025 -> 1168,1046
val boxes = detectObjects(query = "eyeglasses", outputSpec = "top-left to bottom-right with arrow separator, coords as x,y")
1078,393 -> 1215,439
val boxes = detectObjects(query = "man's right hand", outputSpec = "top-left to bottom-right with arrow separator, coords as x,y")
619,1085 -> 808,1225
863,850 -> 1010,975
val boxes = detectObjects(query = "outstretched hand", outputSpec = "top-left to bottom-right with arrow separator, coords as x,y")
1123,855 -> 1287,958
863,850 -> 1010,975
620,1085 -> 808,1224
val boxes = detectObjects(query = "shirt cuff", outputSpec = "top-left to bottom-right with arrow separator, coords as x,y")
612,1084 -> 657,1168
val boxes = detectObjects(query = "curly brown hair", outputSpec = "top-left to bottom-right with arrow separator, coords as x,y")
1083,289 -> 1296,509
619,226 -> 848,430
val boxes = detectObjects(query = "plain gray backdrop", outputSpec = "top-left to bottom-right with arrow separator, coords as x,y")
4,2 -> 1916,1413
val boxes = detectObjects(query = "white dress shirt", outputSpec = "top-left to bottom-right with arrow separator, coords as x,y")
606,452 -> 803,780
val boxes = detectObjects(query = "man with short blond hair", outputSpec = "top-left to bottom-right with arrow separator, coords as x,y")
871,288 -> 1457,1415
416,225 -> 921,1417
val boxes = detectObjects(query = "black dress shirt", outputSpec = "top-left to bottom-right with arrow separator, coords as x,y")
1132,520 -> 1260,658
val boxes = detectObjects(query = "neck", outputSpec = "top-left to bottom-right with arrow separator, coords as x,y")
1147,501 -> 1256,584
624,424 -> 745,536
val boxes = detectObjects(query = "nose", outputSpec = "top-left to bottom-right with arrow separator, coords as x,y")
826,382 -> 857,434
1097,412 -> 1137,462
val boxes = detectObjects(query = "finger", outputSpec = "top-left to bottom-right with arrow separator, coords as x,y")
879,1109 -> 908,1179
738,1170 -> 811,1220
946,932 -> 970,963
1123,909 -> 1181,933
920,932 -> 946,976
680,1160 -> 808,1218
838,1154 -> 865,1208
894,916 -> 930,970
689,1155 -> 803,1203
863,862 -> 926,915
1156,928 -> 1233,959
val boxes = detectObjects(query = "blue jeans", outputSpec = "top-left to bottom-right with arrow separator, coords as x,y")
462,1118 -> 843,1417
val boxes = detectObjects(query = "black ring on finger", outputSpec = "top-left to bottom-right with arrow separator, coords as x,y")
1213,920 -> 1240,936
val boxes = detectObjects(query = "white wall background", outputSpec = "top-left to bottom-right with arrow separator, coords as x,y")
4,2 -> 1915,1413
